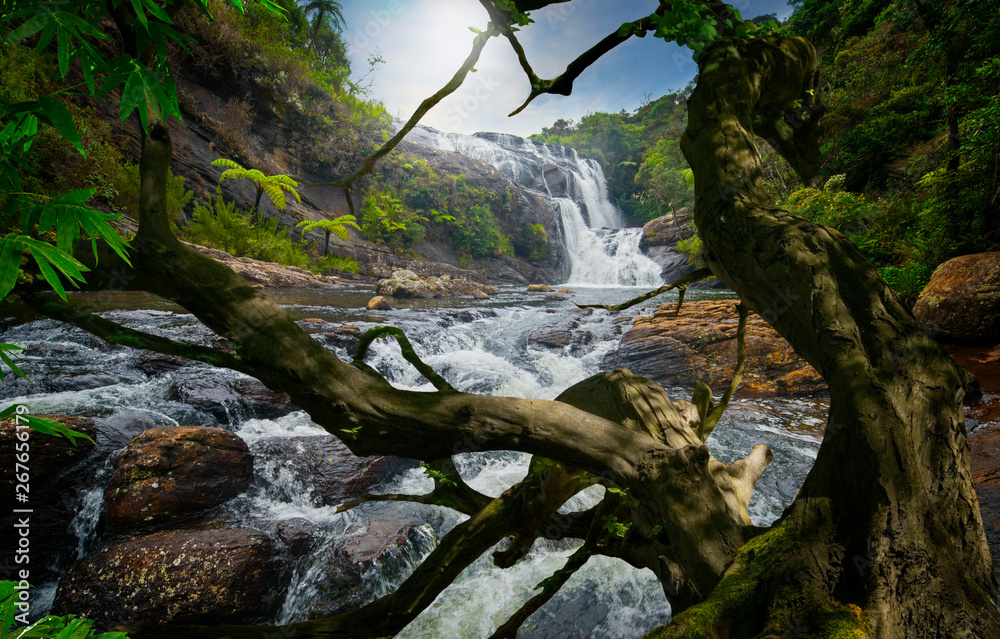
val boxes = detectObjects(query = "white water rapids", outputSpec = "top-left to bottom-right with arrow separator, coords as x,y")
0,129 -> 826,636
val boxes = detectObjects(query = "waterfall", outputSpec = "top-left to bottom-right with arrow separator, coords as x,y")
399,123 -> 663,287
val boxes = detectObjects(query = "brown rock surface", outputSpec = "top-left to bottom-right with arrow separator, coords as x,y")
604,300 -> 825,395
376,270 -> 497,298
640,208 -> 695,247
251,434 -> 416,507
913,252 -> 1000,343
53,528 -> 287,627
367,295 -> 392,310
183,242 -> 345,288
104,426 -> 252,531
298,514 -> 431,617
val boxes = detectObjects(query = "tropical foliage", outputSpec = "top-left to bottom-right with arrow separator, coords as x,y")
211,158 -> 301,222
296,214 -> 360,255
1,581 -> 126,638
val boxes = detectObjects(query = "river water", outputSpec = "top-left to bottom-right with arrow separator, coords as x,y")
0,283 -> 826,637
0,127 -> 828,636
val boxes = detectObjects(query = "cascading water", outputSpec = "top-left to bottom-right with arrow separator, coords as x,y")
1,130 -> 823,637
0,287 -> 825,637
401,123 -> 663,287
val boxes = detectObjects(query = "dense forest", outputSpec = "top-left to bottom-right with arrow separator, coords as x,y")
0,0 -> 527,277
2,0 -> 998,300
532,0 -> 1000,305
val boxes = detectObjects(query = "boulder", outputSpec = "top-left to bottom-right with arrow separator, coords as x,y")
640,208 -> 695,248
603,300 -> 825,395
367,295 -> 392,310
231,377 -> 296,419
376,269 -> 497,298
0,415 -> 98,584
293,514 -> 432,617
168,369 -> 294,424
914,252 -> 1000,343
183,242 -> 345,287
311,323 -> 363,355
528,284 -> 555,292
53,528 -> 288,627
104,426 -> 252,531
251,435 -> 415,507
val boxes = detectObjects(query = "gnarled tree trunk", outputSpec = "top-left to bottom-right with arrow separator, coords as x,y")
657,34 -> 1000,638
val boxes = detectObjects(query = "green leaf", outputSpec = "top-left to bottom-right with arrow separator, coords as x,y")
14,414 -> 95,445
0,237 -> 23,301
120,68 -> 147,128
5,14 -> 48,43
0,344 -> 26,381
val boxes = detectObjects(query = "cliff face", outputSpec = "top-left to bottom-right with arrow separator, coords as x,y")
100,45 -> 567,283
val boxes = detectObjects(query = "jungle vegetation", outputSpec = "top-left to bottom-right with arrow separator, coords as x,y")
1,0 -> 999,638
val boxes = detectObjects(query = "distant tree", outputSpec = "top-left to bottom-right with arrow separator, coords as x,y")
296,214 -> 360,255
211,158 -> 301,224
302,0 -> 344,50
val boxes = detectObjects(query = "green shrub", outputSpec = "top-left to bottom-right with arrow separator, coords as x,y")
180,187 -> 311,268
313,253 -> 360,274
524,223 -> 548,261
1,581 -> 128,638
878,263 -> 933,309
360,184 -> 426,250
676,234 -> 704,267
452,205 -> 513,259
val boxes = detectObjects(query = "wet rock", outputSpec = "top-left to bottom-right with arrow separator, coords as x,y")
640,208 -> 695,247
0,415 -> 98,584
231,377 -> 295,419
299,515 -> 432,617
169,370 -> 247,424
558,288 -> 575,294
136,352 -> 188,376
376,269 -> 497,299
945,344 -> 1000,425
104,426 -> 252,531
545,294 -> 568,301
367,295 -> 392,310
312,324 -> 363,355
0,415 -> 97,483
169,370 -> 292,423
271,518 -> 318,557
604,300 -> 825,395
528,284 -> 555,292
184,242 -> 344,288
644,245 -> 698,285
969,423 -> 1000,579
251,435 -> 416,507
53,528 -> 288,627
914,252 -> 1000,344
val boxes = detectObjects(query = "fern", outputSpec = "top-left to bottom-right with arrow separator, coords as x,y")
296,214 -> 360,255
210,158 -> 301,223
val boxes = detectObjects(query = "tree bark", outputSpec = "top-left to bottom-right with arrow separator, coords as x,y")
662,34 -> 1000,638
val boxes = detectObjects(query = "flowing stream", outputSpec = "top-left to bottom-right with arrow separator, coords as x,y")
0,285 -> 826,636
0,129 -> 827,636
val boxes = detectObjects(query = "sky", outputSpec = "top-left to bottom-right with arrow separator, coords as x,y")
339,0 -> 796,138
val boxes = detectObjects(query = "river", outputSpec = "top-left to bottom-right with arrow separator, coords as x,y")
0,282 -> 827,637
